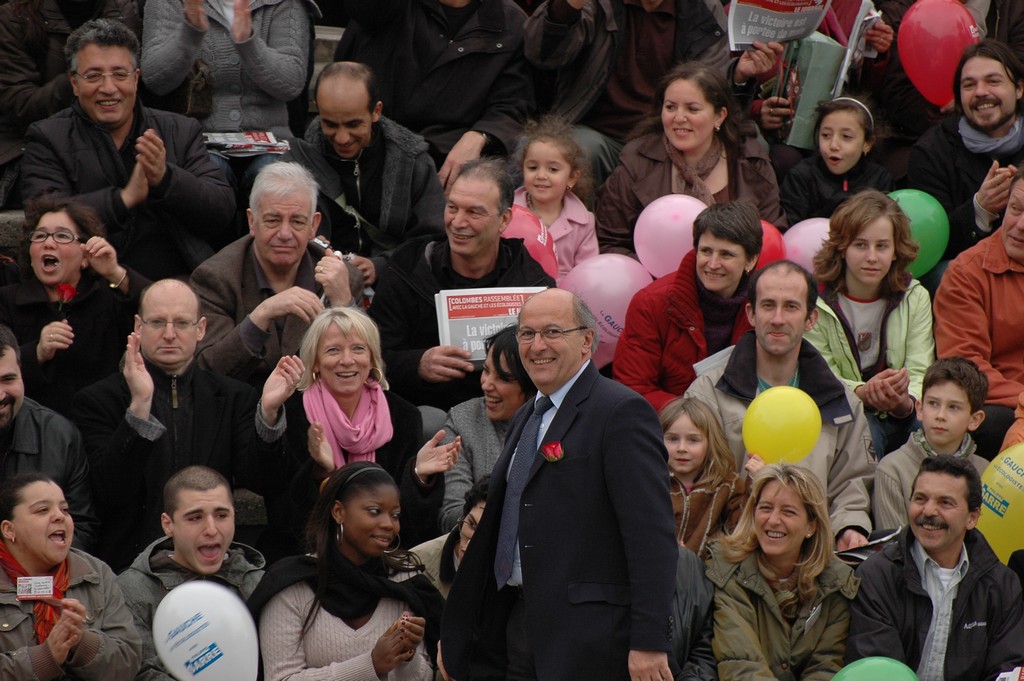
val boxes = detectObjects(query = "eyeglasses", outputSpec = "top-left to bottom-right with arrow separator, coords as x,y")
139,318 -> 202,332
515,326 -> 587,344
459,516 -> 479,543
73,69 -> 134,84
28,230 -> 80,244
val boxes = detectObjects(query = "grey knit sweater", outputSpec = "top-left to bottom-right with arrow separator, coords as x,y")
141,0 -> 315,138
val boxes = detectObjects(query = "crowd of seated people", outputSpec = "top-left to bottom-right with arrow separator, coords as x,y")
5,4 -> 1024,679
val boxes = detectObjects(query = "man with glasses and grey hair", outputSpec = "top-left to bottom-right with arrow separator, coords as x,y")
72,279 -> 301,572
369,158 -> 554,412
21,18 -> 235,280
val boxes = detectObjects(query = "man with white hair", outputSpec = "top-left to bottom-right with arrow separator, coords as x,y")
190,161 -> 359,388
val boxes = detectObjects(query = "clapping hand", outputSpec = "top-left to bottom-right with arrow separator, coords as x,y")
124,331 -> 154,418
308,422 -> 334,471
260,355 -> 303,425
415,430 -> 462,480
45,598 -> 89,665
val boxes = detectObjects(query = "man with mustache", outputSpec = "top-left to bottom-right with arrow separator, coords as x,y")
908,40 -> 1024,266
847,454 -> 1024,679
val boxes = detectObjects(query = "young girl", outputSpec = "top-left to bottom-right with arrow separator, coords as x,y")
780,97 -> 894,224
514,116 -> 599,281
659,397 -> 746,558
806,189 -> 935,456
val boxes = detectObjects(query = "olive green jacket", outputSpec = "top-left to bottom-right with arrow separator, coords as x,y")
706,545 -> 859,680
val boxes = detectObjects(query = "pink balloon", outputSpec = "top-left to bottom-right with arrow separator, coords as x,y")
898,0 -> 979,106
634,194 -> 707,278
782,218 -> 830,273
560,254 -> 653,368
503,205 -> 558,279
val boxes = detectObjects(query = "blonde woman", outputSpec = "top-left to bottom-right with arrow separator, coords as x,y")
706,464 -> 858,679
283,307 -> 462,552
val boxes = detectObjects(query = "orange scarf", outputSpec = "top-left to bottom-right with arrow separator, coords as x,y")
0,541 -> 70,643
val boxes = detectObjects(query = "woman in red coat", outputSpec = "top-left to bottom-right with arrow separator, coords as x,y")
613,200 -> 763,411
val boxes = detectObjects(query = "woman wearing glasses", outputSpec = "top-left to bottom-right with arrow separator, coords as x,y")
282,307 -> 463,555
0,196 -> 148,416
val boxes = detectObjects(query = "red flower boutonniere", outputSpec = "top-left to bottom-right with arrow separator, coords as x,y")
541,441 -> 564,462
55,283 -> 77,318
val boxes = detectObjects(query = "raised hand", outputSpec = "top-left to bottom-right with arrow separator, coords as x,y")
82,235 -> 125,286
308,422 -> 334,471
184,0 -> 207,30
124,331 -> 154,419
135,129 -> 168,187
231,0 -> 252,42
415,431 -> 462,479
261,355 -> 304,425
314,254 -> 353,307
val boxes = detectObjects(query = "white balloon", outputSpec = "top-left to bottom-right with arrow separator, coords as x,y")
152,581 -> 259,681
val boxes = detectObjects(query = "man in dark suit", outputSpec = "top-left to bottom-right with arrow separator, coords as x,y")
71,279 -> 300,571
441,288 -> 678,681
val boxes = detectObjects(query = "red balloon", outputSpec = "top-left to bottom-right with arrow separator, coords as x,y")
757,220 -> 786,270
503,204 -> 558,279
898,0 -> 979,107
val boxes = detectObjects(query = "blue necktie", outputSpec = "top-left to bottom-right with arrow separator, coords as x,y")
494,395 -> 553,587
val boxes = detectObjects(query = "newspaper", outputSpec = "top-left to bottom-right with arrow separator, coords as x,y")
728,0 -> 833,51
831,0 -> 884,98
435,288 -> 546,364
203,131 -> 290,157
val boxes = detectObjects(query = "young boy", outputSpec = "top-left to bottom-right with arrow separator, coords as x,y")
873,357 -> 990,530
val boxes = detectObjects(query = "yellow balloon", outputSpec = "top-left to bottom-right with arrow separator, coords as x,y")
977,442 -> 1024,564
742,386 -> 822,464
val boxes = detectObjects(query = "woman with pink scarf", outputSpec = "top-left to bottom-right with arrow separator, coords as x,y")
285,307 -> 462,553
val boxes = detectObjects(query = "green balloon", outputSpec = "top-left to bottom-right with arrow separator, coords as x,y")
835,657 -> 919,681
889,189 -> 950,278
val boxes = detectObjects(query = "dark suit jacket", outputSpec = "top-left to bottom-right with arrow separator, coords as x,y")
441,361 -> 678,680
71,365 -> 287,571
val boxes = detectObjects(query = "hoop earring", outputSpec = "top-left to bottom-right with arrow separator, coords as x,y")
312,371 -> 319,383
369,367 -> 383,383
384,534 -> 401,553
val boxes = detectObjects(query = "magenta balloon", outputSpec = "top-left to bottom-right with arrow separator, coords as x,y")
898,0 -> 979,106
504,205 -> 559,279
560,254 -> 653,368
782,218 -> 831,273
634,194 -> 707,278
